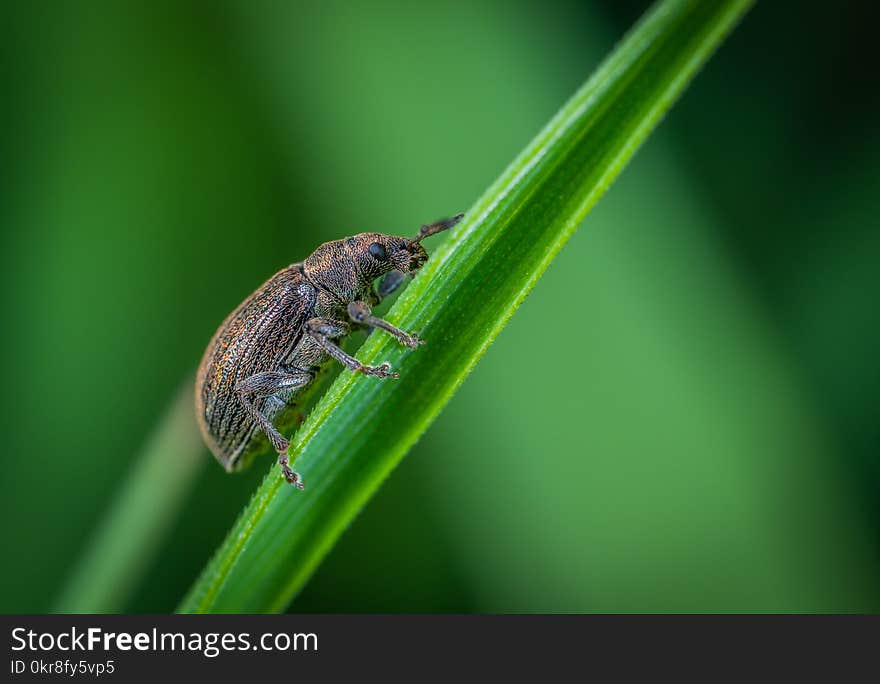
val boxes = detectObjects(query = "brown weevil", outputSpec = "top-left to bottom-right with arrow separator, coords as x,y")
195,213 -> 463,489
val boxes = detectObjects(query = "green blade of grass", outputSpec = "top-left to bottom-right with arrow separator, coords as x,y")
179,0 -> 753,613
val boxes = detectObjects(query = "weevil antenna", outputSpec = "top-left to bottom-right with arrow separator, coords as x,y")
407,212 -> 464,249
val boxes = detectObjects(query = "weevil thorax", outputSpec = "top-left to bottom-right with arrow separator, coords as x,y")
303,232 -> 429,304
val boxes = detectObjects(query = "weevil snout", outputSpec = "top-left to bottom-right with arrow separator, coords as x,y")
401,212 -> 464,272
405,242 -> 429,271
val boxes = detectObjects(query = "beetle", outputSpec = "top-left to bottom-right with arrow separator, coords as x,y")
195,213 -> 463,489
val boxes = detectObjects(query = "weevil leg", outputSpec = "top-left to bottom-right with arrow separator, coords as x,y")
235,370 -> 312,489
305,318 -> 399,378
377,270 -> 407,300
348,301 -> 424,349
236,370 -> 312,398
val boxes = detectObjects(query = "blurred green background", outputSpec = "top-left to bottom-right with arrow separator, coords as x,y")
2,0 -> 878,612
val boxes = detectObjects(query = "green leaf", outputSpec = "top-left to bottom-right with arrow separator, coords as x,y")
179,0 -> 754,613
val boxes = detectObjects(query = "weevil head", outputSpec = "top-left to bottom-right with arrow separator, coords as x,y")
344,233 -> 429,282
346,213 -> 464,282
303,214 -> 462,301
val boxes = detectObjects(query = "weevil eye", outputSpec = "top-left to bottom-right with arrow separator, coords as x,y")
368,242 -> 387,260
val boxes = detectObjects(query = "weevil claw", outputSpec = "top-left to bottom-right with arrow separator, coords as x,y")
283,467 -> 304,489
358,362 -> 398,379
278,454 -> 304,489
401,333 -> 424,349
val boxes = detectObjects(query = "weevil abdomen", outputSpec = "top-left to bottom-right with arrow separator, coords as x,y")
196,263 -> 315,470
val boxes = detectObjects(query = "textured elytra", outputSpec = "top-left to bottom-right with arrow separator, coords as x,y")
195,264 -> 315,470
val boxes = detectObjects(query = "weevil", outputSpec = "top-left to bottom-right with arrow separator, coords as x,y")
195,213 -> 463,489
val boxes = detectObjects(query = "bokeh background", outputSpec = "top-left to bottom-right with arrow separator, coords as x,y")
2,0 -> 878,612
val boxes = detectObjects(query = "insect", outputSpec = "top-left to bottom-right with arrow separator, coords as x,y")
195,213 -> 463,489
